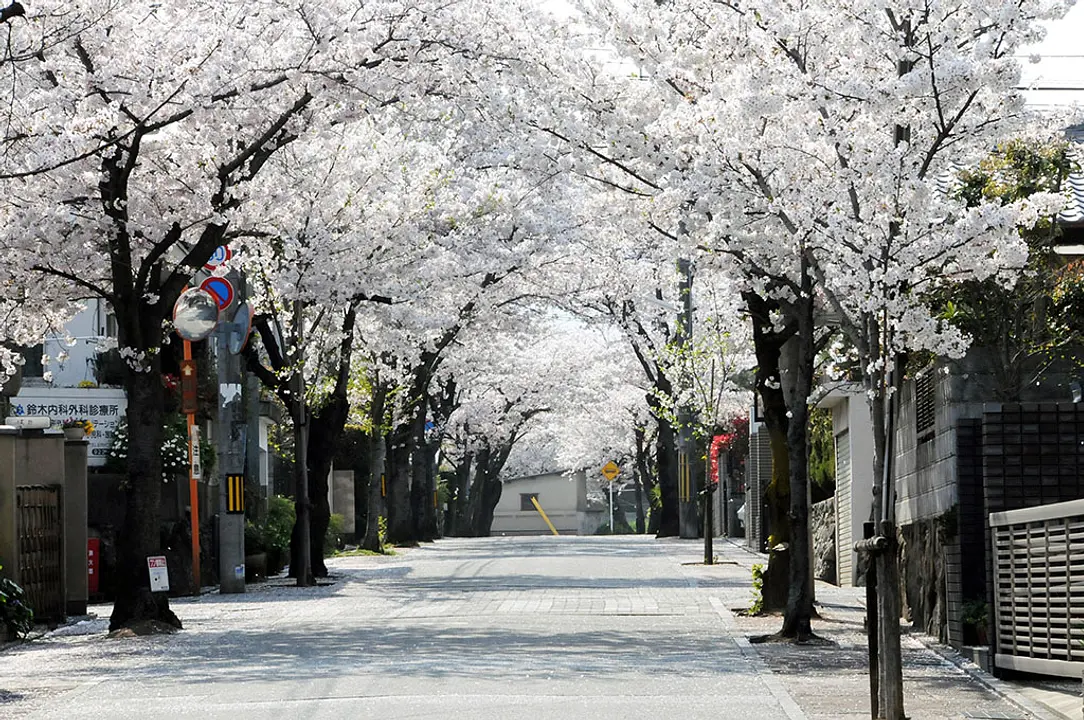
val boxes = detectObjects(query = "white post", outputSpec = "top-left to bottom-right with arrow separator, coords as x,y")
609,481 -> 614,534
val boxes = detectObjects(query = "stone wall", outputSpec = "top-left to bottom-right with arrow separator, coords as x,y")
811,497 -> 836,584
900,514 -> 952,642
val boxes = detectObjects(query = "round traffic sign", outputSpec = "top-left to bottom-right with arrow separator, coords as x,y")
200,276 -> 235,310
203,245 -> 232,270
228,302 -> 255,355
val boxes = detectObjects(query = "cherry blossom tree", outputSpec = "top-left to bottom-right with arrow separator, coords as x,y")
563,0 -> 1072,711
0,0 -> 525,629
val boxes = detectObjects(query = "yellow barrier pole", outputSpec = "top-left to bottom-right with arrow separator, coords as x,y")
530,496 -> 559,536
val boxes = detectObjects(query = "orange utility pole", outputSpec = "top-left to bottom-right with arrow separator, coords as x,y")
182,340 -> 201,591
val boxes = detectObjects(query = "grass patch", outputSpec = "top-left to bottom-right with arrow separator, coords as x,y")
333,547 -> 398,558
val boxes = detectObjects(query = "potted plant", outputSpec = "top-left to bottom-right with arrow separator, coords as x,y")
962,600 -> 990,646
61,418 -> 94,440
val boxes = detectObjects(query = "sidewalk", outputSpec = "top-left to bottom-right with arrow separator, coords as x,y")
689,538 -> 1079,720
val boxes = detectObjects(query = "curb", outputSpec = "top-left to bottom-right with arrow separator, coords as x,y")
913,634 -> 1073,720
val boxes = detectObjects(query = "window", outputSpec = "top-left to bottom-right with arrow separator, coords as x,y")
915,371 -> 935,443
21,345 -> 44,378
520,493 -> 539,511
102,303 -> 118,338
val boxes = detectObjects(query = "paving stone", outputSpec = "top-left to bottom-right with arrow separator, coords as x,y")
0,535 -> 1056,720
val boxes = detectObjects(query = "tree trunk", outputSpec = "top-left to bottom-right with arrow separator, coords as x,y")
865,337 -> 906,718
466,444 -> 507,537
780,285 -> 816,639
361,381 -> 387,553
745,290 -> 795,613
654,415 -> 680,537
360,386 -> 387,554
634,472 -> 645,534
110,351 -> 181,631
417,439 -> 440,540
305,412 -> 336,578
447,452 -> 472,537
634,427 -> 650,534
465,445 -> 492,536
408,404 -> 433,541
352,445 -> 371,548
385,422 -> 415,545
287,394 -> 315,586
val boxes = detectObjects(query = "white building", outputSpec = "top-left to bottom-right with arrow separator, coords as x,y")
816,384 -> 876,588
491,470 -> 604,536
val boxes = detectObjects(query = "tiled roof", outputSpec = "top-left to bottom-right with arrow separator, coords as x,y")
934,133 -> 1084,226
1061,129 -> 1084,225
1063,169 -> 1084,225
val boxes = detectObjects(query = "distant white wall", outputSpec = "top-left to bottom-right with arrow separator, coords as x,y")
492,471 -> 586,535
25,300 -> 115,388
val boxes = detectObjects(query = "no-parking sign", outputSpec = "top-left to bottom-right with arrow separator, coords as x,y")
200,276 -> 235,310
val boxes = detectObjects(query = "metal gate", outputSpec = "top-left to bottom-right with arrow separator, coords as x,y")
990,498 -> 1084,678
835,429 -> 853,586
16,485 -> 64,622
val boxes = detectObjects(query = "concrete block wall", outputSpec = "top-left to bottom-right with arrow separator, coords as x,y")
0,429 -> 89,621
982,403 -> 1084,514
896,370 -> 960,525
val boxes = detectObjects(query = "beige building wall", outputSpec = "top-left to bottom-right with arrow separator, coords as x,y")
491,471 -> 588,536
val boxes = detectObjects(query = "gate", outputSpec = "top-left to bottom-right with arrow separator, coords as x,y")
990,498 -> 1084,678
16,485 -> 64,622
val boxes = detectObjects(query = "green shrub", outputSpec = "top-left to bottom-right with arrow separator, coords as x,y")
0,564 -> 34,639
263,495 -> 295,552
325,513 -> 346,554
244,496 -> 295,575
750,563 -> 765,615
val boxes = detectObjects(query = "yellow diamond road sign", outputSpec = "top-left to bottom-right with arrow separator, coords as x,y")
601,461 -> 620,480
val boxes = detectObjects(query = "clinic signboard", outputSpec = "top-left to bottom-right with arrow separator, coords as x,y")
10,387 -> 127,466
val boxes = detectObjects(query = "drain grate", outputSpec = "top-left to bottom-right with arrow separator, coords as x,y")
962,712 -> 1028,720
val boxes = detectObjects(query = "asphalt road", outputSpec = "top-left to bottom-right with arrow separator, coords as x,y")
1,536 -> 808,720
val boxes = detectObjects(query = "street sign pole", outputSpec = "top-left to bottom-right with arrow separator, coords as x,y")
183,340 -> 200,593
601,461 -> 620,533
609,480 -> 614,535
216,320 -> 246,594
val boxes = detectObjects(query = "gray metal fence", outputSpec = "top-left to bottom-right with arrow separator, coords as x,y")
990,498 -> 1084,678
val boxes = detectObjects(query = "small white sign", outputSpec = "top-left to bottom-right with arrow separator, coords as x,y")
234,564 -> 245,580
147,556 -> 170,592
189,425 -> 202,480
